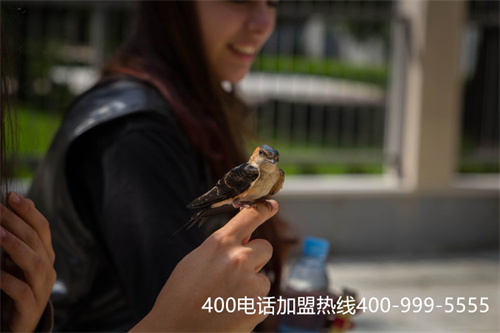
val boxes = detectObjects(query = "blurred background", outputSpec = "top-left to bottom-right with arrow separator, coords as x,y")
2,0 -> 499,331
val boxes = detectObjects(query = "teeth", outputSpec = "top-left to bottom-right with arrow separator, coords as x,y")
232,45 -> 256,55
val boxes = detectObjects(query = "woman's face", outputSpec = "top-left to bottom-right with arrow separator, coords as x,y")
196,0 -> 278,83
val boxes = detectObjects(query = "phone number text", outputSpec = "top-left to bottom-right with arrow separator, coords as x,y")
355,296 -> 489,314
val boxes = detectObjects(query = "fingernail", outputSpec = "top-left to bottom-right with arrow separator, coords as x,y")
0,227 -> 7,239
7,192 -> 21,205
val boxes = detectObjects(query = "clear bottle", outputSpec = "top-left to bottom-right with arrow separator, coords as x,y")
278,236 -> 330,332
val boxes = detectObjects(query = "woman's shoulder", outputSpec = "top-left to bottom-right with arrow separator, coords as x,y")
70,75 -> 168,116
62,75 -> 175,140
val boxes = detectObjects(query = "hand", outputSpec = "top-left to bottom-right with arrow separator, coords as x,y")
0,192 -> 56,332
130,200 -> 278,332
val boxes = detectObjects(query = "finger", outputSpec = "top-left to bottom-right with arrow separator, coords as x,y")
6,193 -> 54,263
245,239 -> 273,272
0,269 -> 36,308
0,204 -> 40,251
1,253 -> 23,280
0,226 -> 43,285
219,200 -> 278,242
0,205 -> 46,257
255,272 -> 271,298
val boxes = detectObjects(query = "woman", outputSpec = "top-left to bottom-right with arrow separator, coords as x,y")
1,50 -> 278,332
29,1 -> 292,331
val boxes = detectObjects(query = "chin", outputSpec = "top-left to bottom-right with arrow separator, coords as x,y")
221,66 -> 251,84
222,73 -> 246,84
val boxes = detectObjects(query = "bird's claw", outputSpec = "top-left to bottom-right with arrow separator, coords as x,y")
237,201 -> 257,210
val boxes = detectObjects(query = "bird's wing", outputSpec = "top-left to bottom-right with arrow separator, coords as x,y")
268,168 -> 285,196
187,162 -> 259,209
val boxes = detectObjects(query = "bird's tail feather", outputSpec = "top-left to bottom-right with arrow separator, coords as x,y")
173,210 -> 207,235
174,205 -> 237,235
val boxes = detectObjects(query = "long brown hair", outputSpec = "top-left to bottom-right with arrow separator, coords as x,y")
101,1 -> 295,296
102,1 -> 250,176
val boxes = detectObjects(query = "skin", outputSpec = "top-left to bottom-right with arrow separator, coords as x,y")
196,0 -> 278,83
130,200 -> 278,332
0,192 -> 56,332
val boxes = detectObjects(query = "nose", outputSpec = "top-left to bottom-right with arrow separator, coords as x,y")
246,3 -> 275,36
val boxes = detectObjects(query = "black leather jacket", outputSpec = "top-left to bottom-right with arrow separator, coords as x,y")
28,77 -> 207,331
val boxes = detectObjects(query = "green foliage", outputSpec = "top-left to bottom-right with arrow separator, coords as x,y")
280,163 -> 383,175
8,106 -> 62,177
246,140 -> 384,175
459,163 -> 500,174
253,55 -> 388,87
15,106 -> 62,156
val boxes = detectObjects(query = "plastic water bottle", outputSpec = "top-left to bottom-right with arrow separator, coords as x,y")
278,236 -> 330,332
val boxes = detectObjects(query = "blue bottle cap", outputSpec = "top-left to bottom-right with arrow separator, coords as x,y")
303,236 -> 330,259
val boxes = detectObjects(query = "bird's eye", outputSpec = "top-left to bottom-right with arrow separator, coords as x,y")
259,150 -> 264,155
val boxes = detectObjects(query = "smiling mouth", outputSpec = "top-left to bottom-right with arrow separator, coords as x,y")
230,44 -> 258,56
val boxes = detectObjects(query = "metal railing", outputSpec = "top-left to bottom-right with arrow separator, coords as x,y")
243,0 -> 394,174
4,0 -> 498,177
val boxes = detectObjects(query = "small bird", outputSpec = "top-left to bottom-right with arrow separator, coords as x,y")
186,144 -> 284,229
